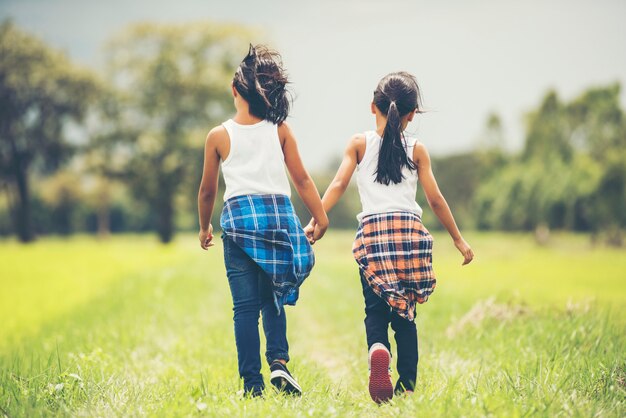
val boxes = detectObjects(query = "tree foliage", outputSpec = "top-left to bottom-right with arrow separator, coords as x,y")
0,20 -> 99,241
101,22 -> 255,243
1,21 -> 624,243
474,84 -> 626,239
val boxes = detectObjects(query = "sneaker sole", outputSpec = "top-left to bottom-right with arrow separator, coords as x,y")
369,349 -> 393,404
270,369 -> 302,396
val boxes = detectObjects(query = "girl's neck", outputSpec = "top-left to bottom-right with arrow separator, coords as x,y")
232,111 -> 263,125
375,113 -> 410,137
375,112 -> 387,136
232,100 -> 263,125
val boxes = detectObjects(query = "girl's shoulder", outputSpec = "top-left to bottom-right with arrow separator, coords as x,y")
348,132 -> 367,151
350,132 -> 367,144
205,125 -> 230,158
412,139 -> 427,151
347,133 -> 367,164
403,133 -> 420,146
206,124 -> 229,143
277,121 -> 292,136
277,121 -> 294,148
412,140 -> 430,163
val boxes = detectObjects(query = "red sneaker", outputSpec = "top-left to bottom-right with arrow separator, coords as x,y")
368,343 -> 393,404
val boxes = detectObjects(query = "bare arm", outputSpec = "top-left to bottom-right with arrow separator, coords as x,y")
303,134 -> 361,242
197,126 -> 226,249
319,134 -> 361,212
414,142 -> 474,265
279,123 -> 329,240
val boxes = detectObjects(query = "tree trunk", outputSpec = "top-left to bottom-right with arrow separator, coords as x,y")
156,194 -> 174,244
97,204 -> 110,238
13,158 -> 34,242
96,180 -> 111,238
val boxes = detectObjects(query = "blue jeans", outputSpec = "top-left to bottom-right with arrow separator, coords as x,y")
222,235 -> 290,393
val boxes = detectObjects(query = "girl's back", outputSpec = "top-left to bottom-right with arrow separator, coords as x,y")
355,131 -> 422,221
221,119 -> 290,201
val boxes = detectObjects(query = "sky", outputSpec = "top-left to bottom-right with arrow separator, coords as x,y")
2,0 -> 626,169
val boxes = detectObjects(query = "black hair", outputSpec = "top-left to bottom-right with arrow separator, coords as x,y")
373,72 -> 423,185
232,44 -> 291,124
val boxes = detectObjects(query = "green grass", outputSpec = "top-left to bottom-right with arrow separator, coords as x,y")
0,231 -> 624,417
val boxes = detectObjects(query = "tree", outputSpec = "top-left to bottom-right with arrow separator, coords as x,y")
566,84 -> 626,239
523,90 -> 572,162
480,112 -> 506,151
103,22 -> 255,243
0,21 -> 99,242
566,83 -> 625,162
38,170 -> 84,235
474,83 -> 625,239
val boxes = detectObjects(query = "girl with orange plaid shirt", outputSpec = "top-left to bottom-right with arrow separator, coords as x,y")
304,72 -> 474,403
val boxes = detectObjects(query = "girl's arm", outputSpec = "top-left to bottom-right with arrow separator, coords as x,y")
279,123 -> 329,241
197,126 -> 227,250
303,134 -> 361,242
414,142 -> 474,265
319,134 -> 361,212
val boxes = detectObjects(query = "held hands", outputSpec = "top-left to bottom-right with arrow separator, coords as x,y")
304,218 -> 328,245
454,237 -> 474,265
199,224 -> 214,250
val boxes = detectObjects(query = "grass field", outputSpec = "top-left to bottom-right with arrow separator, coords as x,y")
0,231 -> 625,417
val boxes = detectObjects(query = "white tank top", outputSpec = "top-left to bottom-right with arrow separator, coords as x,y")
355,130 -> 423,221
221,119 -> 291,201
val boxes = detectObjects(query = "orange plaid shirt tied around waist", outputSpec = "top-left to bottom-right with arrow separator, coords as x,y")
353,212 -> 436,321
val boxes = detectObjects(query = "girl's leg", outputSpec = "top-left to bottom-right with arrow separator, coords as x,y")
223,236 -> 264,394
259,272 -> 289,364
260,272 -> 302,395
360,275 -> 391,350
390,311 -> 418,392
361,274 -> 394,403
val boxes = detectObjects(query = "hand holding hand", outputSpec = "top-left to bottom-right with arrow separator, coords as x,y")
304,218 -> 328,244
199,224 -> 214,250
303,218 -> 316,244
312,218 -> 328,242
454,237 -> 474,265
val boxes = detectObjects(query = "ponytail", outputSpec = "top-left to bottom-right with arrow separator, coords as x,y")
375,101 -> 416,185
233,44 -> 291,124
373,72 -> 421,185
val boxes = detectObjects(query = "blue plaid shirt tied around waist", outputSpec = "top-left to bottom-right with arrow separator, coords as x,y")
220,194 -> 315,312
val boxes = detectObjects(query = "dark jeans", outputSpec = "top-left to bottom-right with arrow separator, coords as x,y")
223,235 -> 290,393
361,274 -> 418,392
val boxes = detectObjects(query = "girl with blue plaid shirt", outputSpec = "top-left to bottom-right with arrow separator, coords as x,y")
198,45 -> 328,397
305,72 -> 474,403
